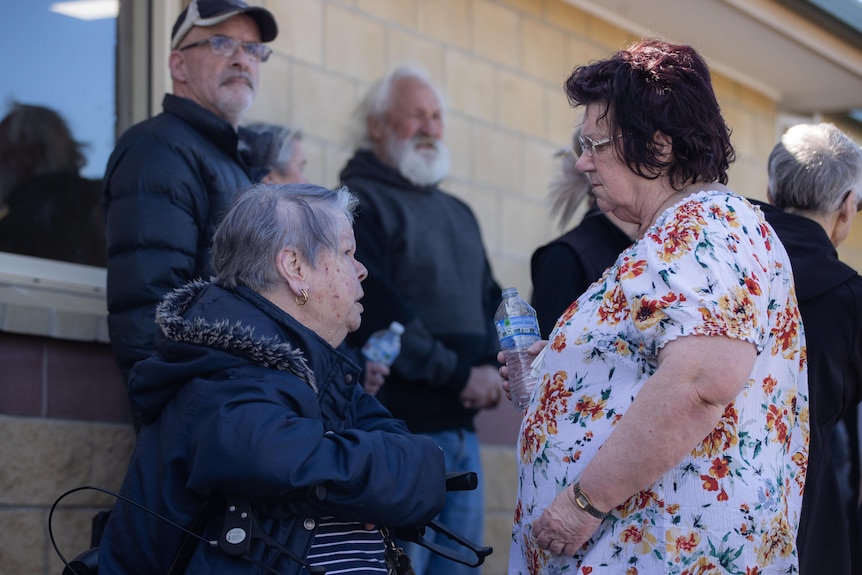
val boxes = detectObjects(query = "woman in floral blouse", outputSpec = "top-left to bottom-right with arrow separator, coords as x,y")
508,38 -> 809,575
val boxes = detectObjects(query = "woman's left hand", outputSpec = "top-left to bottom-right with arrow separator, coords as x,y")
531,485 -> 604,556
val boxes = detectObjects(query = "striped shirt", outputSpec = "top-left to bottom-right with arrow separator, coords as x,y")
306,518 -> 388,574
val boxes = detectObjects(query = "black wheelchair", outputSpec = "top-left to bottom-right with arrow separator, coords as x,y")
53,472 -> 492,575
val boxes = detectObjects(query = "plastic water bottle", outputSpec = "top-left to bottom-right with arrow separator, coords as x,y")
494,288 -> 541,411
362,321 -> 405,367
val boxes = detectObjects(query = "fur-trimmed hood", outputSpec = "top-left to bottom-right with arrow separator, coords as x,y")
129,280 -> 317,424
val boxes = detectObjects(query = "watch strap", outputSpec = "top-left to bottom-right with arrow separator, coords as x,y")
572,482 -> 608,519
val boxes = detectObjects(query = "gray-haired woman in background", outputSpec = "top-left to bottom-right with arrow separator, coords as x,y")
245,121 -> 308,184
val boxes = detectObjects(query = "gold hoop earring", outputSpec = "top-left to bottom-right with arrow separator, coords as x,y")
295,289 -> 309,306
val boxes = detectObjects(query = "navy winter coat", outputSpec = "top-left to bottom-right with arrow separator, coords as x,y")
99,280 -> 447,574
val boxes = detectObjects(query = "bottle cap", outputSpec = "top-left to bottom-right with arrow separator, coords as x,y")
502,287 -> 518,298
389,321 -> 405,335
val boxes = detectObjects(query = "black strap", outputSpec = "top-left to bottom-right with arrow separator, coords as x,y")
168,497 -> 325,575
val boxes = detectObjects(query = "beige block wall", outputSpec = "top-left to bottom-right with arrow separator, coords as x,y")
247,0 -> 650,296
0,416 -> 135,575
247,0 -> 794,298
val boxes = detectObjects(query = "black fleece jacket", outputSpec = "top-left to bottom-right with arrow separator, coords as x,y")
341,150 -> 502,433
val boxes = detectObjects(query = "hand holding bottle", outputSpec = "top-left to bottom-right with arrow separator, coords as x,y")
361,321 -> 404,395
363,361 -> 390,396
494,288 -> 542,411
497,340 -> 547,403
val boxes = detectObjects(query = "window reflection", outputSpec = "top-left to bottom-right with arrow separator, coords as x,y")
0,103 -> 105,266
0,0 -> 115,267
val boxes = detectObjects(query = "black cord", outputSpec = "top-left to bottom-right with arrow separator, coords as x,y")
48,485 -> 216,575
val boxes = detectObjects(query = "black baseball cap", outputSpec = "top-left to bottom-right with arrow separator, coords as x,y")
171,0 -> 278,49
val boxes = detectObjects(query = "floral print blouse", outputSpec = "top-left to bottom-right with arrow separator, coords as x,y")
509,191 -> 809,575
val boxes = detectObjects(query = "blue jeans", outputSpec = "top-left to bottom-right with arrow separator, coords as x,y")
400,429 -> 484,575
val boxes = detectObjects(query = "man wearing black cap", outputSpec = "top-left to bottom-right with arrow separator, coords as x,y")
102,0 -> 277,395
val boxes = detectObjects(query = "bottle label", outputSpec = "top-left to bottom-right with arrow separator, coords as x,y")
496,316 -> 540,349
362,334 -> 401,366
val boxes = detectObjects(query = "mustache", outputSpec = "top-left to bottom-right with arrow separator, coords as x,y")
411,135 -> 438,148
221,72 -> 254,88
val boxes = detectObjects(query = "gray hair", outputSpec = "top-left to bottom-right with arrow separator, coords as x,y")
244,121 -> 303,173
350,64 -> 446,150
549,125 -> 594,231
768,122 -> 862,214
212,183 -> 359,292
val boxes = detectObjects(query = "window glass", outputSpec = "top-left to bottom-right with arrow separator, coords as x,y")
0,1 -> 116,267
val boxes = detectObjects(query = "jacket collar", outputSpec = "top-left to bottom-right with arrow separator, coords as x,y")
155,279 -> 317,389
162,93 -> 246,167
754,200 -> 858,301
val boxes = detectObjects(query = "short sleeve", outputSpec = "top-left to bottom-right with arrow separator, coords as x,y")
619,193 -> 775,358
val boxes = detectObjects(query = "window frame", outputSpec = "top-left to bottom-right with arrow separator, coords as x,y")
0,0 -> 160,342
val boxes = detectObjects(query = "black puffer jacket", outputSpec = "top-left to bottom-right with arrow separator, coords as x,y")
99,280 -> 447,575
102,94 -> 267,382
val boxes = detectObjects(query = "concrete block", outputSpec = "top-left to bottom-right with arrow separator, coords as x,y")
472,124 -> 521,194
498,69 -> 546,140
357,0 -> 417,28
522,19 -> 568,85
266,0 -> 324,65
325,4 -> 386,82
445,50 -> 497,123
417,0 -> 471,50
473,0 -> 520,67
387,28 -> 445,82
291,64 -> 359,142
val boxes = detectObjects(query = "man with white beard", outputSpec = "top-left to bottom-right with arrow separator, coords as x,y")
341,65 -> 504,575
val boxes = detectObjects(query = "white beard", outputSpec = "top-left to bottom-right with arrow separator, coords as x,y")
385,135 -> 451,187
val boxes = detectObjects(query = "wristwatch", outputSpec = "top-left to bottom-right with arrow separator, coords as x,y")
572,482 -> 608,519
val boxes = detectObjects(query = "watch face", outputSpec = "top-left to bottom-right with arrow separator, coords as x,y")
573,483 -> 606,518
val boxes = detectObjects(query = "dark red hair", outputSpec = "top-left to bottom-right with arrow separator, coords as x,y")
565,38 -> 735,188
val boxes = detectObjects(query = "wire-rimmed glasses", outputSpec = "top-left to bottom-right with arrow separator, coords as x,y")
179,35 -> 272,63
577,134 -> 620,157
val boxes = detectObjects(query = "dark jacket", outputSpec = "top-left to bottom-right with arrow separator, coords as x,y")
530,207 -> 633,337
98,280 -> 447,575
101,94 -> 267,382
0,172 -> 105,266
340,150 -> 501,433
756,201 -> 862,575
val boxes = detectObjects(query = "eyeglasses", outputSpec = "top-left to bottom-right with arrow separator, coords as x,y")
179,36 -> 272,63
842,189 -> 862,212
577,134 -> 620,157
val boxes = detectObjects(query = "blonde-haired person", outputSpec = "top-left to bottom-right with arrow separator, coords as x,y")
530,125 -> 638,337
